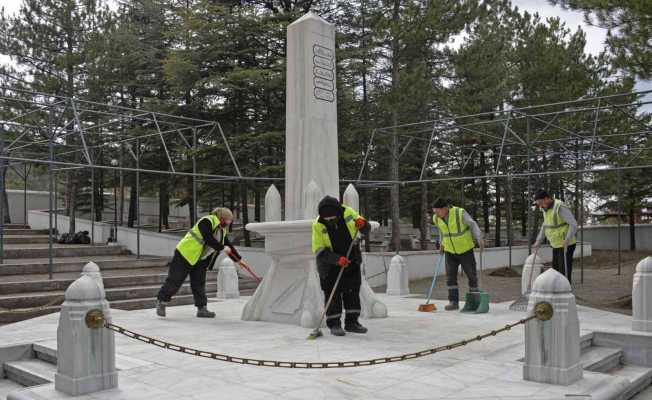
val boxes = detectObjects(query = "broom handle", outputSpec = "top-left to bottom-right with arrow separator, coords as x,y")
425,254 -> 444,305
313,232 -> 360,331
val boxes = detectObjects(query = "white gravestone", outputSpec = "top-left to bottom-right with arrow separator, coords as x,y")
55,273 -> 117,395
523,268 -> 582,386
521,254 -> 544,295
217,257 -> 240,299
243,12 -> 386,327
386,254 -> 410,296
633,256 -> 652,332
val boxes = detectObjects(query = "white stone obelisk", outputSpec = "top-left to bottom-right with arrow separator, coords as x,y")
243,12 -> 386,327
285,12 -> 339,220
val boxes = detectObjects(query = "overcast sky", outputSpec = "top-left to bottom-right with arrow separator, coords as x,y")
1,0 -> 650,103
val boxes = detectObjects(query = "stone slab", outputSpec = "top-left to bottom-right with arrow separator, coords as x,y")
0,296 -> 648,400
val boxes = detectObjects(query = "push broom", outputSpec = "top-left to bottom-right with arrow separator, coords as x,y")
418,252 -> 445,312
307,232 -> 361,340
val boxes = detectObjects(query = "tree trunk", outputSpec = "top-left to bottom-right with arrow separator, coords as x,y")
480,151 -> 489,233
0,158 -> 10,224
389,0 -> 401,252
254,184 -> 261,222
629,196 -> 636,251
158,181 -> 169,232
241,182 -> 251,246
420,182 -> 428,250
494,149 -> 501,247
128,184 -> 137,228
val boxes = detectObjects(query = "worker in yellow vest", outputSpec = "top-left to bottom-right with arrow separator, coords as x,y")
156,207 -> 242,318
312,196 -> 371,336
533,189 -> 578,283
432,198 -> 484,311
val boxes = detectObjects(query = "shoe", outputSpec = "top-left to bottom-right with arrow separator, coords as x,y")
444,302 -> 459,311
156,300 -> 167,317
196,306 -> 216,318
329,325 -> 346,336
345,322 -> 368,334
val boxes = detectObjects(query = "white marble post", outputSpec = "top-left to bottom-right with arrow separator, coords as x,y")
217,257 -> 240,299
342,183 -> 359,210
55,273 -> 117,395
285,12 -> 339,221
523,269 -> 582,386
265,184 -> 282,222
521,254 -> 544,295
633,256 -> 652,332
386,254 -> 410,296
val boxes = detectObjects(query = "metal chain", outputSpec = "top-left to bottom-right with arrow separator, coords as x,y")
104,314 -> 537,369
0,296 -> 65,315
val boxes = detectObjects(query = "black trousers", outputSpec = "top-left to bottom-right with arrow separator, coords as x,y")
552,244 -> 576,284
157,250 -> 211,307
318,262 -> 362,328
445,249 -> 479,303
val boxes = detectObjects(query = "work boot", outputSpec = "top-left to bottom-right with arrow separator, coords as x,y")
156,300 -> 167,317
444,302 -> 459,311
196,306 -> 216,318
345,321 -> 368,334
329,324 -> 346,336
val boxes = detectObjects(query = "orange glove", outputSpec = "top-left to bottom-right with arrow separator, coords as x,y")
355,217 -> 366,229
337,256 -> 350,268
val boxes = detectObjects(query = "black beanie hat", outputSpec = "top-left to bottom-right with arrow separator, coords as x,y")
432,198 -> 449,209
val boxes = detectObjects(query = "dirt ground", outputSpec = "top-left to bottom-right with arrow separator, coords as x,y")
392,250 -> 650,316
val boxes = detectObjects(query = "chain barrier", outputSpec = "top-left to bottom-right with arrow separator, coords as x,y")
92,302 -> 553,369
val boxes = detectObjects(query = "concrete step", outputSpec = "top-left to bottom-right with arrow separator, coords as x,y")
1,224 -> 29,229
581,332 -> 594,351
1,235 -> 51,244
0,255 -> 169,276
0,282 -> 217,309
0,269 -> 219,294
3,359 -> 55,386
32,343 -> 57,365
0,378 -> 24,399
581,346 -> 624,373
1,244 -> 130,259
1,229 -> 50,236
609,365 -> 652,399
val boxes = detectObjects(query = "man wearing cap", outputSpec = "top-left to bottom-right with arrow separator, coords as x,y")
156,207 -> 242,318
431,198 -> 484,311
533,189 -> 578,283
312,195 -> 371,336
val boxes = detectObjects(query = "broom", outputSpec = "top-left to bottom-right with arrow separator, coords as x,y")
418,253 -> 444,312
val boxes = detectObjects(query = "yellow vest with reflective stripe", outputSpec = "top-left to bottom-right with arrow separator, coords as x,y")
312,206 -> 360,254
176,215 -> 229,266
433,206 -> 475,255
542,199 -> 577,249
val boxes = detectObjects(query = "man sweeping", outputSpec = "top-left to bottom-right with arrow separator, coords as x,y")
431,198 -> 484,311
532,189 -> 578,283
312,196 -> 371,336
156,207 -> 242,318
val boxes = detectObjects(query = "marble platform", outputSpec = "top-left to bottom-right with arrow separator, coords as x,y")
2,296 -> 651,400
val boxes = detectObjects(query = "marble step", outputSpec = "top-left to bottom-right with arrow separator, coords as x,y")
609,365 -> 652,400
0,378 -> 24,399
32,343 -> 57,365
0,269 -> 218,294
3,359 -> 55,387
1,235 -> 51,244
581,346 -> 624,373
0,255 -> 169,276
0,229 -> 50,236
2,244 -> 129,259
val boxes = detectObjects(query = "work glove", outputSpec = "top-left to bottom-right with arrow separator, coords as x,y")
337,256 -> 350,268
354,217 -> 366,229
